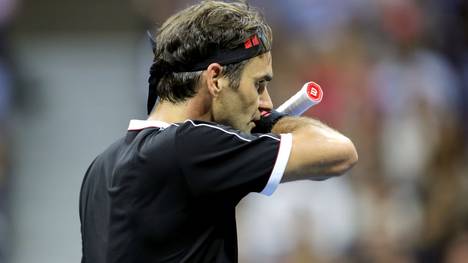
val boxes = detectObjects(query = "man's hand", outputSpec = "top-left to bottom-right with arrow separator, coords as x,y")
251,110 -> 288,133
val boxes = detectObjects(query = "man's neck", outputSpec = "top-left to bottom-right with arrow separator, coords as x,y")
147,97 -> 212,124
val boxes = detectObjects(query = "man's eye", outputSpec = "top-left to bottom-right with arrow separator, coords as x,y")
255,81 -> 267,93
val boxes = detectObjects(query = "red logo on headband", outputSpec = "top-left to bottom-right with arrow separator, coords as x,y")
244,35 -> 260,49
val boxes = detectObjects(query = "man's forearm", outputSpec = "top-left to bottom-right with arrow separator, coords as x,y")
272,116 -> 346,141
271,116 -> 358,181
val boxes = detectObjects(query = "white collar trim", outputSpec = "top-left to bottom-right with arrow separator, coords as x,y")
128,119 -> 171,130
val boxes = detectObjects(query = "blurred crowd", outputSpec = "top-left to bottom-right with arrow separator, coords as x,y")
236,0 -> 468,262
135,1 -> 468,262
2,0 -> 468,262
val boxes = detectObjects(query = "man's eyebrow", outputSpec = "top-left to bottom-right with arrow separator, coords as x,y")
256,74 -> 273,82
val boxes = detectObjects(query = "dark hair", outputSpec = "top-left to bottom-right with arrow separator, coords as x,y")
148,0 -> 272,104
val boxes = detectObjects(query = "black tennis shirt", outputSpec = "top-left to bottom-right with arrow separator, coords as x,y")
80,119 -> 292,263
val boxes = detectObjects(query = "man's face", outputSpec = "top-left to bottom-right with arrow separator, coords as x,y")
213,52 -> 274,132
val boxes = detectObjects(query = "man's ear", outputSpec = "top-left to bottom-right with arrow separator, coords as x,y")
205,63 -> 223,97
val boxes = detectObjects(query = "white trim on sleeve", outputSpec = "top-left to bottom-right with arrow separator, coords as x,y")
260,133 -> 293,196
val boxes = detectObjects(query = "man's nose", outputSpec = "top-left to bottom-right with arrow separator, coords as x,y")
258,88 -> 273,111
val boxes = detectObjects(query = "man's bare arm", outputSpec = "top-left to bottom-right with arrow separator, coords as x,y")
272,116 -> 358,182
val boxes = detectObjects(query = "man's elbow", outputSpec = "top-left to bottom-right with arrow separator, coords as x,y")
329,140 -> 358,177
283,136 -> 358,182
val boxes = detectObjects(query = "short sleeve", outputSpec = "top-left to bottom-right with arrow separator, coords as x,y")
175,120 -> 292,198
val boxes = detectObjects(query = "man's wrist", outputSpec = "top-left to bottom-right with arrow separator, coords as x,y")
251,110 -> 288,133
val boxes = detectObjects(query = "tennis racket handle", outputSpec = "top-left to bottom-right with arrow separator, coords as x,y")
276,81 -> 323,116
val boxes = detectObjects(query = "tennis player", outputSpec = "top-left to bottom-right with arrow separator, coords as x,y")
79,1 -> 358,262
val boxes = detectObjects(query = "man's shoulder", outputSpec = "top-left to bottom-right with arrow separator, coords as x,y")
174,120 -> 283,156
89,136 -> 126,165
176,119 -> 233,130
176,120 -> 255,141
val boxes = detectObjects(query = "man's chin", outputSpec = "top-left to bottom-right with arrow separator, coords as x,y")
246,122 -> 256,133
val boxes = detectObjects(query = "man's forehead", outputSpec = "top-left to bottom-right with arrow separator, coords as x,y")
245,52 -> 273,79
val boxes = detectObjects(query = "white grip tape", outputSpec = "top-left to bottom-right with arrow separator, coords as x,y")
276,81 -> 323,116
